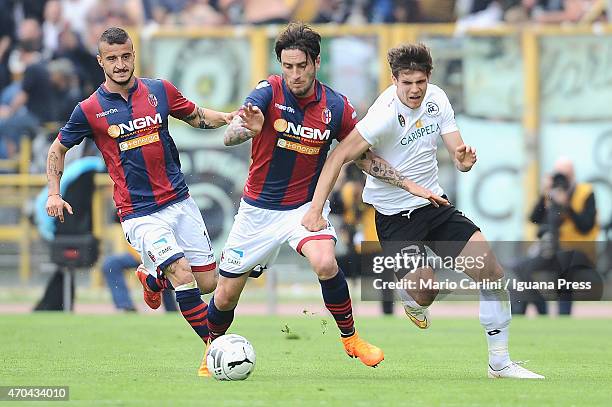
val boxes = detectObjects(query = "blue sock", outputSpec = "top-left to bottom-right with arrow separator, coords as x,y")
207,295 -> 235,341
175,288 -> 208,342
319,268 -> 355,337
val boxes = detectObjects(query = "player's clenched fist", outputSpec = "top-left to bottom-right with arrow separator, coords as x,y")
45,194 -> 73,223
301,207 -> 328,232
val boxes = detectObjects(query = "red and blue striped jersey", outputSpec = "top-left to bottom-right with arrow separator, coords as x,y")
242,75 -> 357,210
58,77 -> 195,221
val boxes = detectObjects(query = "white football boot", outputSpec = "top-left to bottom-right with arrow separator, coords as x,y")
403,305 -> 430,329
488,362 -> 545,379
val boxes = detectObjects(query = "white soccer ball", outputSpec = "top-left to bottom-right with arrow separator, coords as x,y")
206,334 -> 256,381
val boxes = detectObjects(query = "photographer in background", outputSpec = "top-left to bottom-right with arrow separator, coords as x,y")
512,157 -> 599,315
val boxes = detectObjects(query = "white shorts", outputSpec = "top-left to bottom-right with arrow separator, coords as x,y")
121,197 -> 216,276
219,199 -> 337,277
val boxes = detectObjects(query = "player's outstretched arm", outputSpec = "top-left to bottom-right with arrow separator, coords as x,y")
355,151 -> 449,207
45,138 -> 73,223
441,131 -> 477,172
223,103 -> 263,146
302,128 -> 372,231
182,106 -> 234,129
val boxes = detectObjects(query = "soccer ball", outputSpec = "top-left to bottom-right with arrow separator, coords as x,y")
206,334 -> 256,381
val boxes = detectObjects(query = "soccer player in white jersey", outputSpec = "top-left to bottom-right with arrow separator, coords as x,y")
302,43 -> 544,379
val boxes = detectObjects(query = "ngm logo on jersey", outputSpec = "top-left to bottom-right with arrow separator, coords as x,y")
273,119 -> 330,141
107,113 -> 163,138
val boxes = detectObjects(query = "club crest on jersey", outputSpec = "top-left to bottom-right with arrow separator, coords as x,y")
398,114 -> 405,127
148,94 -> 158,107
425,102 -> 440,117
321,107 -> 332,124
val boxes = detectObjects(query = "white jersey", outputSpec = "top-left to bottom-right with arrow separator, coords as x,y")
356,83 -> 458,215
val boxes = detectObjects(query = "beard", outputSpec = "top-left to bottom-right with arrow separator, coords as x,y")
285,69 -> 316,98
106,68 -> 134,86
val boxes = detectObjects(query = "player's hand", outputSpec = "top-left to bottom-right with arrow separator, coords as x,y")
404,181 -> 449,208
45,194 -> 73,223
455,144 -> 477,171
301,208 -> 328,232
223,111 -> 237,125
239,103 -> 264,136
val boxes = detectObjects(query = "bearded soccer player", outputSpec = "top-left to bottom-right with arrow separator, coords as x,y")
45,27 -> 233,372
302,43 -> 545,379
197,23 -> 449,377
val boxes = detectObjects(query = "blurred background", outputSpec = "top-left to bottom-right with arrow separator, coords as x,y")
0,0 -> 610,317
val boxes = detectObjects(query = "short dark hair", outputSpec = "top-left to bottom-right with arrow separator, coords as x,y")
387,43 -> 433,78
274,22 -> 321,64
98,27 -> 130,52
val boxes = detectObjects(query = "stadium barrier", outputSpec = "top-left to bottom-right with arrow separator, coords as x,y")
0,24 -> 610,289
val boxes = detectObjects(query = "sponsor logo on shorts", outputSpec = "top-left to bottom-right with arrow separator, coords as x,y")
157,246 -> 172,257
153,238 -> 168,248
119,133 -> 160,151
222,248 -> 244,267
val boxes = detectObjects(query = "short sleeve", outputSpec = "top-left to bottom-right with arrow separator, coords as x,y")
162,79 -> 196,119
439,91 -> 458,135
244,80 -> 273,112
337,96 -> 358,141
355,104 -> 391,147
58,104 -> 92,149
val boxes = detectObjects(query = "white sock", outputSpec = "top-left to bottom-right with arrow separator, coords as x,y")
479,287 -> 512,370
486,326 -> 511,370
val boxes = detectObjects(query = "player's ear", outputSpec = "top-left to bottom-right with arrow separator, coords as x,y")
314,55 -> 321,70
391,73 -> 398,86
96,54 -> 103,68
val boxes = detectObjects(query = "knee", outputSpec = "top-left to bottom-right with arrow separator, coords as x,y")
311,256 -> 338,280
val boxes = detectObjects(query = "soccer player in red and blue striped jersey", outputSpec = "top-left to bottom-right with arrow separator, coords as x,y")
45,28 -> 233,369
204,23 -> 391,372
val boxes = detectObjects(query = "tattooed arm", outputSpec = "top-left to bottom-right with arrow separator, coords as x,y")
223,103 -> 264,146
224,115 -> 255,146
45,138 -> 73,223
302,128 -> 448,232
182,106 -> 234,129
355,150 -> 449,206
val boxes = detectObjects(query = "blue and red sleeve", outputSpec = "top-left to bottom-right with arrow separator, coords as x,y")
244,79 -> 273,112
162,79 -> 196,119
58,104 -> 92,149
337,96 -> 358,141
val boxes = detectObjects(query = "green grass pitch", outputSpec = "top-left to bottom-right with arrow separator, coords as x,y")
1,313 -> 610,406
